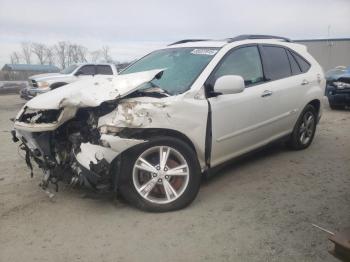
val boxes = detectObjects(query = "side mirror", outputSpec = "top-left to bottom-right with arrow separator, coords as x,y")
213,75 -> 245,96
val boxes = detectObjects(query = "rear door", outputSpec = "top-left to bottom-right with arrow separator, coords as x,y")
259,45 -> 309,132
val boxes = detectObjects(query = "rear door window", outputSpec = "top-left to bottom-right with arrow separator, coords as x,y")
96,65 -> 113,75
261,46 -> 291,80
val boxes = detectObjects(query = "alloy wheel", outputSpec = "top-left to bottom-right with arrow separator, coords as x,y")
132,146 -> 190,204
299,111 -> 315,145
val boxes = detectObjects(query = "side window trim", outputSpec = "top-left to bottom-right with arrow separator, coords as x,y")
205,44 -> 266,96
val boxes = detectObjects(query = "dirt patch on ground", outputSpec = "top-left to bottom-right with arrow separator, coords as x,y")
0,94 -> 349,262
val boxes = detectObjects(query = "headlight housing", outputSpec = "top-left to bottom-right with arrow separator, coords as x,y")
333,81 -> 350,89
99,125 -> 122,135
37,81 -> 50,88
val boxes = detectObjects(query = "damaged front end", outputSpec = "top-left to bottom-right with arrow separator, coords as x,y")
12,70 -> 164,196
12,102 -> 143,195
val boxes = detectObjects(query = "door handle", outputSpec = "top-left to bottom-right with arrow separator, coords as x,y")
301,79 -> 309,85
261,90 -> 273,97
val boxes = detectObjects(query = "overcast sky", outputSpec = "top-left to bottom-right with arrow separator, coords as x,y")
0,0 -> 349,67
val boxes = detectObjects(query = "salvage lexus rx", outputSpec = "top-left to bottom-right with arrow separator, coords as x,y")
12,35 -> 325,212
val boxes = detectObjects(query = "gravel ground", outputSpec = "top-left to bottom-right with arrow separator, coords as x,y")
0,94 -> 349,262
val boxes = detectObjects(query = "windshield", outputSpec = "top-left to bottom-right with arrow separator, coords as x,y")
60,64 -> 79,74
120,47 -> 219,95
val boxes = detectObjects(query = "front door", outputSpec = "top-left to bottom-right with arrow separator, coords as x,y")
208,45 -> 282,166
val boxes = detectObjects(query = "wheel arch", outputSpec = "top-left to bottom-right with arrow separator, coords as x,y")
109,128 -> 201,190
50,82 -> 68,89
307,99 -> 321,123
118,127 -> 198,155
307,99 -> 320,115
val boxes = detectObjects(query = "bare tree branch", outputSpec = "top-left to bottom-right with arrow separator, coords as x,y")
32,42 -> 47,64
90,50 -> 101,63
67,44 -> 88,65
10,52 -> 21,64
54,41 -> 69,69
101,46 -> 113,63
45,47 -> 55,65
21,42 -> 32,64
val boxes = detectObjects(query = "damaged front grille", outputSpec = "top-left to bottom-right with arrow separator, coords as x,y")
18,107 -> 63,124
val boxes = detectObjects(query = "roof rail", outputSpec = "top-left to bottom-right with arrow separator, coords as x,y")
168,39 -> 210,46
227,35 -> 292,43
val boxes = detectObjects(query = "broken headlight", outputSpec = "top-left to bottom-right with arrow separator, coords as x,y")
18,108 -> 63,124
99,125 -> 122,135
333,81 -> 350,89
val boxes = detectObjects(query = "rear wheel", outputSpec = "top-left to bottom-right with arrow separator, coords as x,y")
287,104 -> 317,150
118,136 -> 201,212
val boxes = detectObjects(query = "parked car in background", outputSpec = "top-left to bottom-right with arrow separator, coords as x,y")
19,63 -> 118,100
13,35 -> 325,212
325,66 -> 350,109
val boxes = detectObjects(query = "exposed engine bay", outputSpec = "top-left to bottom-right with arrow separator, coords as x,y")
13,99 -> 128,194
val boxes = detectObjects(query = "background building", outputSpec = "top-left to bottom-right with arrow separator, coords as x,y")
0,64 -> 60,81
295,38 -> 350,71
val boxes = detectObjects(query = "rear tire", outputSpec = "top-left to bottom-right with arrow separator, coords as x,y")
118,136 -> 201,212
287,104 -> 317,150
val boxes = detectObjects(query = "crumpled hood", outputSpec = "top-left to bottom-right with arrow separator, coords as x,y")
25,69 -> 164,110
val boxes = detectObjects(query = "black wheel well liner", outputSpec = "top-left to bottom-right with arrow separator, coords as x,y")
50,82 -> 68,89
307,99 -> 320,114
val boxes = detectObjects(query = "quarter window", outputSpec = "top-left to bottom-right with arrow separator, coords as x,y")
261,46 -> 291,80
291,51 -> 311,73
286,50 -> 302,75
96,65 -> 113,75
212,46 -> 264,87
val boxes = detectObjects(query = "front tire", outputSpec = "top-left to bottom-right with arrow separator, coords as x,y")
287,104 -> 317,150
118,136 -> 201,212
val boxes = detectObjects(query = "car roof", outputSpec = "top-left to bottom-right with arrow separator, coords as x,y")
165,36 -> 307,55
76,63 -> 115,66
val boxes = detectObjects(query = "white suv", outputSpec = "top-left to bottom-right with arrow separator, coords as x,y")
12,35 -> 325,212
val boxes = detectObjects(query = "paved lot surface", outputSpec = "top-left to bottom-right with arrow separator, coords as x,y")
0,94 -> 349,262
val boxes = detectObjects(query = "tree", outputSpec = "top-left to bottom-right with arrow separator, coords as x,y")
90,50 -> 102,62
101,46 -> 113,63
10,52 -> 21,64
45,47 -> 55,65
21,42 -> 32,64
54,41 -> 68,69
67,44 -> 88,65
31,42 -> 47,64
